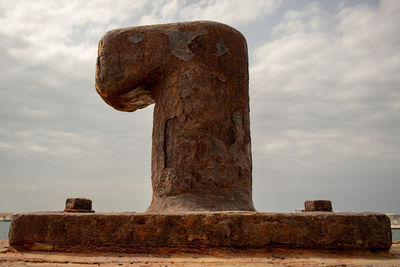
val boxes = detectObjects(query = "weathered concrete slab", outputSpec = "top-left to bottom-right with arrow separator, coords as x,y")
9,212 -> 391,252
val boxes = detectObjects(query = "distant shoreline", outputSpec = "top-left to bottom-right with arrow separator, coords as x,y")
0,213 -> 14,222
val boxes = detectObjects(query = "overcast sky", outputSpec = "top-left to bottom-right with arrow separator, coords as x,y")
0,0 -> 399,214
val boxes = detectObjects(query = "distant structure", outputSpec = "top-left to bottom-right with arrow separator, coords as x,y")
0,213 -> 13,222
387,214 -> 400,228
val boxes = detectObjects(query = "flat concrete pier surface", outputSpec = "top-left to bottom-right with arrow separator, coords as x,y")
1,240 -> 400,267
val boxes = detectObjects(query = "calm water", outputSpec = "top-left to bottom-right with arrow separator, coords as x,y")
0,221 -> 10,240
393,228 -> 400,241
0,221 -> 399,241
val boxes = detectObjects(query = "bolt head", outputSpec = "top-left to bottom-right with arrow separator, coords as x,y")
64,198 -> 93,213
304,200 -> 332,212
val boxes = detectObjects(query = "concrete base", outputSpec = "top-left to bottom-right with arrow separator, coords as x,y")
8,211 -> 392,253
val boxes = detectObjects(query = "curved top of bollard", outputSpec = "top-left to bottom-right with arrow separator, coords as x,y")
95,21 -> 248,112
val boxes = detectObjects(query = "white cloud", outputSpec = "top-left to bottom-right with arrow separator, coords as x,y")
273,2 -> 326,35
250,1 -> 400,211
139,0 -> 282,26
0,0 -> 149,69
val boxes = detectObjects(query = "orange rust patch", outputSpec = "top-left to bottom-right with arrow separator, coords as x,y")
69,225 -> 77,235
183,217 -> 196,227
171,87 -> 177,96
137,229 -> 148,240
97,40 -> 102,56
188,234 -> 208,242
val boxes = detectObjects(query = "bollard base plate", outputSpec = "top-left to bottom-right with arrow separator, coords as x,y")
8,211 -> 392,253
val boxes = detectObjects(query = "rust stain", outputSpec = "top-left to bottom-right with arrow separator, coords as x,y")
30,243 -> 54,252
97,40 -> 102,56
212,71 -> 227,83
137,229 -> 148,240
69,225 -> 77,235
183,217 -> 196,227
188,234 -> 208,242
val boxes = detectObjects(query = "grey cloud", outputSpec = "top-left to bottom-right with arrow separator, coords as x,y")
0,1 -> 156,211
250,0 -> 400,212
0,0 -> 399,214
139,0 -> 282,26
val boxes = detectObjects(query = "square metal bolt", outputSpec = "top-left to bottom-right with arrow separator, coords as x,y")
64,198 -> 94,213
304,200 -> 332,212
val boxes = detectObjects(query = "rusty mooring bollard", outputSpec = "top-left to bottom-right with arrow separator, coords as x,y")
64,198 -> 94,213
95,21 -> 255,213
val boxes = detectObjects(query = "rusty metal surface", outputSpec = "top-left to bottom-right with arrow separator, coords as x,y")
8,212 -> 391,252
95,21 -> 254,213
1,240 -> 400,267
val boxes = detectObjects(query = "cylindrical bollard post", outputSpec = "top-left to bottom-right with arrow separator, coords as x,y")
95,21 -> 255,212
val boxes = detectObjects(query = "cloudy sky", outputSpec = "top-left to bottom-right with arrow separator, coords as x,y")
0,0 -> 399,214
